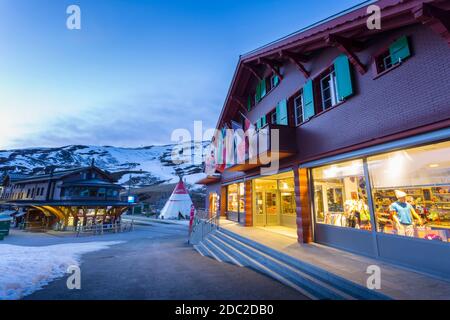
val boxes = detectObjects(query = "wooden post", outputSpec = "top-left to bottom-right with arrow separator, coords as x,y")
244,180 -> 253,226
294,167 -> 313,243
82,207 -> 87,226
220,186 -> 227,217
26,208 -> 30,226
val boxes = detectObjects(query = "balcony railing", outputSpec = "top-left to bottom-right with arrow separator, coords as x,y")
227,123 -> 297,172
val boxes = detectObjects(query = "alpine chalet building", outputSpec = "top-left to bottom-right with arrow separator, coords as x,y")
198,0 -> 450,277
0,164 -> 129,231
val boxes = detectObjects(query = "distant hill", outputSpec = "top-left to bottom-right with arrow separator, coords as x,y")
0,142 -> 208,189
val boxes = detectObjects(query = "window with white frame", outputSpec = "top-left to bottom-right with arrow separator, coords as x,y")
270,74 -> 279,90
320,68 -> 341,111
270,110 -> 277,124
293,92 -> 304,126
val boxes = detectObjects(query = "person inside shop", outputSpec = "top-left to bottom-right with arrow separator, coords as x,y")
390,190 -> 423,237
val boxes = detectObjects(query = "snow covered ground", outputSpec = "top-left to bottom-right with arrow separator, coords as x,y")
0,241 -> 123,300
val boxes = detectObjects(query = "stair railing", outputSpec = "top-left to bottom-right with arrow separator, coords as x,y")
189,209 -> 219,245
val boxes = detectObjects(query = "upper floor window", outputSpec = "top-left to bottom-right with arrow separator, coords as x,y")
270,109 -> 277,124
319,67 -> 341,111
375,36 -> 411,74
293,92 -> 304,126
300,54 -> 354,121
269,74 -> 280,90
256,115 -> 267,131
249,72 -> 281,110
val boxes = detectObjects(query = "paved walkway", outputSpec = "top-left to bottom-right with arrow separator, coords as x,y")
20,224 -> 308,300
220,219 -> 450,300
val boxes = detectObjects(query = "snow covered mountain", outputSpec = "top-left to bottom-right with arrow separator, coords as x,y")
0,142 -> 208,188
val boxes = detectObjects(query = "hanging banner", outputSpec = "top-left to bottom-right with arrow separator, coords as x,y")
188,203 -> 195,240
204,143 -> 216,175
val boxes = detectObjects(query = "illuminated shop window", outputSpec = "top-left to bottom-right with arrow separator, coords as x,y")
239,183 -> 245,213
368,141 -> 450,242
279,178 -> 296,216
227,183 -> 239,212
312,159 -> 371,231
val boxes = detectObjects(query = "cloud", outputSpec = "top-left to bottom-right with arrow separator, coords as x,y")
10,92 -> 221,149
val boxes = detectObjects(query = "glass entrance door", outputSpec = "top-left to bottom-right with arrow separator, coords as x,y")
255,191 -> 265,226
253,190 -> 279,226
265,191 -> 279,225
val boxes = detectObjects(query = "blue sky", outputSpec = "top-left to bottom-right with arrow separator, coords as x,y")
0,0 -> 365,149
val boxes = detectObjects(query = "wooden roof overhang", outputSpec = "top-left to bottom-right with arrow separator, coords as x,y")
216,0 -> 450,129
195,174 -> 222,185
6,200 -> 130,207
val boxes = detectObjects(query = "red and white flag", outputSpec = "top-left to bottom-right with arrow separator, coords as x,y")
188,203 -> 195,238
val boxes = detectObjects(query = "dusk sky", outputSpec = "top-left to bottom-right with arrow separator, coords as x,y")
0,0 -> 365,150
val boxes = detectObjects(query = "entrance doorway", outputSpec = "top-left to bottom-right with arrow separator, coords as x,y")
253,171 -> 296,228
255,190 -> 280,226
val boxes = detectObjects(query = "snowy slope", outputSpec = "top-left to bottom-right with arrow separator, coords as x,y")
0,241 -> 123,300
0,142 -> 208,187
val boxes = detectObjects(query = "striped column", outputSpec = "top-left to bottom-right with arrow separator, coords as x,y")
220,186 -> 227,217
294,167 -> 313,243
244,180 -> 253,226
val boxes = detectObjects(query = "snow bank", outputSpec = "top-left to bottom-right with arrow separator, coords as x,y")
0,241 -> 123,300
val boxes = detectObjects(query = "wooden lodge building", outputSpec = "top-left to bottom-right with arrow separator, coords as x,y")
0,164 -> 129,231
199,0 -> 450,278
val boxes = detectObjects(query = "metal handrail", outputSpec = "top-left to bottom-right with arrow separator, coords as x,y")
189,210 -> 220,245
76,221 -> 134,237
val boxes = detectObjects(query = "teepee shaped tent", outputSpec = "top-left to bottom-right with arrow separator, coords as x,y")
159,178 -> 194,220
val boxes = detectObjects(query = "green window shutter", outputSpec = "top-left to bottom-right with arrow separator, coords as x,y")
334,54 -> 354,100
389,36 -> 411,64
273,75 -> 279,87
256,118 -> 261,130
247,95 -> 252,111
261,115 -> 266,127
255,82 -> 261,103
260,79 -> 267,98
303,80 -> 315,120
276,99 -> 288,125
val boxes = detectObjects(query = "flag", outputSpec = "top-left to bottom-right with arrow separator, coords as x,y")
188,203 -> 195,240
204,143 -> 216,175
231,120 -> 243,164
239,111 -> 255,162
215,127 -> 226,172
223,124 -> 235,169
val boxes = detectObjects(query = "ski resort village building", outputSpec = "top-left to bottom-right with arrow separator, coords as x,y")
198,0 -> 450,277
0,165 -> 129,231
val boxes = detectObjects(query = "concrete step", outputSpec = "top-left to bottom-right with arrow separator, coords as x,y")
201,237 -> 242,266
216,228 -> 390,300
209,231 -> 350,300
